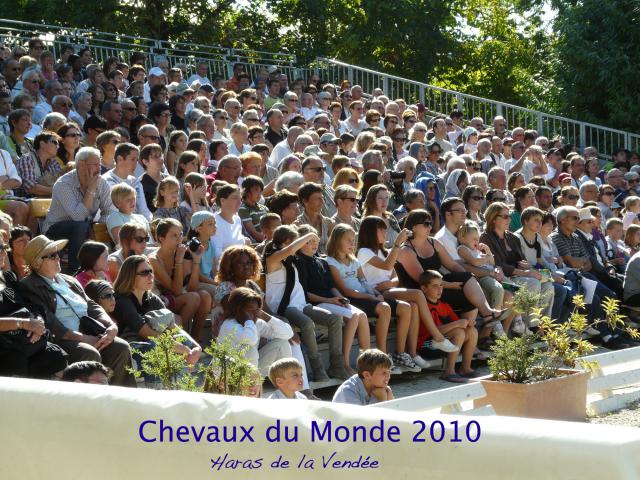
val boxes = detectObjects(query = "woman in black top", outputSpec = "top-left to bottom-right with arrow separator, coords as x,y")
396,209 -> 506,324
294,225 -> 369,375
112,255 -> 201,365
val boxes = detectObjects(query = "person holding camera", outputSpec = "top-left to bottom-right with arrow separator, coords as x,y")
20,235 -> 136,386
148,218 -> 211,341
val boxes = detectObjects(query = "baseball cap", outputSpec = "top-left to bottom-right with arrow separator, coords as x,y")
320,133 -> 339,144
148,67 -> 166,77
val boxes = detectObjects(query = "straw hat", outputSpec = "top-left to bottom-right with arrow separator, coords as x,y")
23,235 -> 68,266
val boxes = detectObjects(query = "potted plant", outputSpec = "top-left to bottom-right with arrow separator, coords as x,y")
474,291 -> 637,421
130,329 -> 256,395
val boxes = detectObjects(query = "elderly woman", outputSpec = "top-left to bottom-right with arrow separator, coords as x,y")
0,236 -> 67,379
112,255 -> 201,366
480,202 -> 554,328
444,169 -> 470,200
395,156 -> 418,192
295,182 -> 335,254
274,171 -> 304,194
20,235 -> 136,386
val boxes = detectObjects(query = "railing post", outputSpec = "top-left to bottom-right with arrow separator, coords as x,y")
579,123 -> 586,151
348,66 -> 354,84
497,103 -> 503,117
419,84 -> 425,105
625,132 -> 630,150
537,113 -> 544,134
456,93 -> 463,113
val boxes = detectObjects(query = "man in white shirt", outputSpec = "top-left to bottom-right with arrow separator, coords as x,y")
186,62 -> 212,86
341,100 -> 368,137
143,67 -> 167,103
299,93 -> 318,121
101,143 -> 152,220
431,117 -> 455,153
269,126 -> 303,167
434,197 -> 466,267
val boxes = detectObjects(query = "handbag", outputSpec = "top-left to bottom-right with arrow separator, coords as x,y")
0,308 -> 49,356
57,291 -> 107,336
142,308 -> 176,333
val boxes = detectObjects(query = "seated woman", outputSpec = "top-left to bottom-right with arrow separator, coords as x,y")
212,244 -> 311,392
362,184 -> 401,248
148,218 -> 211,341
295,225 -> 369,376
112,255 -> 201,365
212,183 -> 249,261
8,225 -> 33,280
462,185 -> 486,230
75,241 -> 112,288
20,235 -> 135,387
356,216 -> 458,358
0,238 -> 67,379
443,169 -> 469,201
219,287 -> 293,377
107,223 -> 154,281
266,189 -> 300,225
294,182 -> 335,255
509,186 -> 536,232
396,209 -> 507,329
516,207 -> 571,324
265,225 -> 343,381
480,202 -> 554,329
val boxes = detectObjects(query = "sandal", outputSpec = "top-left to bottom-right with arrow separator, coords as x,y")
458,370 -> 484,379
440,373 -> 468,383
481,308 -> 510,325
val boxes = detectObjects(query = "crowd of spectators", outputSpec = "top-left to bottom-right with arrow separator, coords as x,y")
2,37 -> 640,398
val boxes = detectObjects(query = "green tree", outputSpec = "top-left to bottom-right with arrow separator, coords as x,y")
552,0 -> 640,131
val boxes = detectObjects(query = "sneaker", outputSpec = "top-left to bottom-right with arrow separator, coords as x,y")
511,316 -> 525,335
492,322 -> 506,338
393,352 -> 422,373
585,326 -> 601,337
431,338 -> 459,353
412,355 -> 431,369
387,354 -> 403,375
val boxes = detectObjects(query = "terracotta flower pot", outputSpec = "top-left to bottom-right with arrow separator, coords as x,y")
473,369 -> 589,421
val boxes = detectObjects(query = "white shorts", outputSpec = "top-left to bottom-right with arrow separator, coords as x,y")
316,302 -> 365,319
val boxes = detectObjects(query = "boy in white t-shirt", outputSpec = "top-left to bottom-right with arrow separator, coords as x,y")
106,183 -> 149,244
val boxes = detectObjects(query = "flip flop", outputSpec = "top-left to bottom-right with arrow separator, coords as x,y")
440,373 -> 468,383
458,370 -> 484,379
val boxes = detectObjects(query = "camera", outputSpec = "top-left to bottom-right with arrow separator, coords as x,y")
390,171 -> 406,181
187,237 -> 201,253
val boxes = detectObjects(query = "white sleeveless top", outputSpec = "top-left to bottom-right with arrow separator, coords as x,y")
265,264 -> 307,313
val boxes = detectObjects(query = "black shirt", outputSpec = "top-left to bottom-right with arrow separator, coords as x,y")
113,291 -> 165,342
265,127 -> 287,147
140,173 -> 166,213
294,253 -> 336,301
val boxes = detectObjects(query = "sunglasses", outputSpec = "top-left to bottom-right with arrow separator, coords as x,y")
136,268 -> 154,277
341,197 -> 358,203
422,221 -> 433,227
47,139 -> 59,146
134,235 -> 150,243
99,292 -> 115,300
41,251 -> 60,260
497,214 -> 510,219
601,191 -> 615,196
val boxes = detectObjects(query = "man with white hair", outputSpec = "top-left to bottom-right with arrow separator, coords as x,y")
492,116 -> 507,138
43,147 -> 113,272
187,61 -> 212,86
224,98 -> 242,127
269,126 -> 303,166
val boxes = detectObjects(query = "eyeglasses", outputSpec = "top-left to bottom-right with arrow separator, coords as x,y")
497,214 -> 510,219
305,166 -> 323,173
41,251 -> 60,260
99,292 -> 115,300
422,221 -> 433,227
601,191 -> 615,196
136,268 -> 154,277
133,235 -> 150,243
341,197 -> 358,203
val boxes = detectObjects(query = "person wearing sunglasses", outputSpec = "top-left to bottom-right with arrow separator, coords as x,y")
107,223 -> 151,280
20,235 -> 137,386
332,184 -> 361,232
14,130 -> 62,199
462,185 -> 487,230
0,236 -> 68,380
112,254 -> 202,368
559,185 -> 580,207
85,279 -> 116,317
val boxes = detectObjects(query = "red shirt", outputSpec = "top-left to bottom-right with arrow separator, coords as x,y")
417,299 -> 459,347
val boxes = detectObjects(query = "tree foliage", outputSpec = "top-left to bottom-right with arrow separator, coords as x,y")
552,0 -> 640,131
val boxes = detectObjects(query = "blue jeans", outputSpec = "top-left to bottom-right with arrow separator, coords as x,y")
551,282 -> 572,324
46,220 -> 91,272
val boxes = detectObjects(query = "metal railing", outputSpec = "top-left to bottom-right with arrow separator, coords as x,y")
0,18 -> 299,80
313,57 -> 639,158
